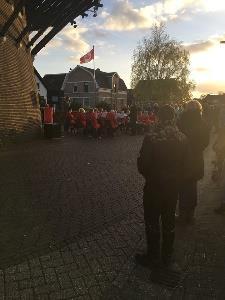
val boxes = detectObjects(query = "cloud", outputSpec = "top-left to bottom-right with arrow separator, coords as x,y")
184,33 -> 225,54
196,81 -> 225,94
59,26 -> 90,53
36,23 -> 114,60
68,54 -> 81,62
102,0 -> 159,31
36,25 -> 92,60
82,28 -> 109,40
37,38 -> 63,55
188,35 -> 225,95
194,67 -> 209,72
184,40 -> 214,53
101,0 -> 225,31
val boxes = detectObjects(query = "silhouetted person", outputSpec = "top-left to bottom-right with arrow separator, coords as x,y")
136,105 -> 189,268
177,100 -> 209,224
130,105 -> 137,135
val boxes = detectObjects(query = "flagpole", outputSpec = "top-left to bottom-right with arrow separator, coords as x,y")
93,45 -> 96,107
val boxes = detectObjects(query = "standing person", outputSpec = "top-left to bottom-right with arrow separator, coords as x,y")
106,110 -> 117,137
136,105 -> 189,268
212,113 -> 225,213
177,100 -> 209,224
130,105 -> 138,135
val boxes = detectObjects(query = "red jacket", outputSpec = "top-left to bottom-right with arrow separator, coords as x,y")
44,106 -> 53,124
106,112 -> 117,129
78,112 -> 86,128
89,112 -> 100,129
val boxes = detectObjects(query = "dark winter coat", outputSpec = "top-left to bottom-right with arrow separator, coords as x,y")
137,121 -> 190,190
177,110 -> 209,181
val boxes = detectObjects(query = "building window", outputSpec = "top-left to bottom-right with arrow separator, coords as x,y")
84,82 -> 89,93
84,98 -> 90,107
73,85 -> 78,93
37,82 -> 40,90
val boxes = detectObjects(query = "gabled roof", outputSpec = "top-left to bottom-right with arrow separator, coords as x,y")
135,79 -> 180,102
136,78 -> 177,87
43,67 -> 127,92
34,68 -> 47,89
204,94 -> 225,102
79,66 -> 127,91
43,73 -> 67,91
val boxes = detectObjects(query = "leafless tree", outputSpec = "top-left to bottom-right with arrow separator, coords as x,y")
131,24 -> 195,102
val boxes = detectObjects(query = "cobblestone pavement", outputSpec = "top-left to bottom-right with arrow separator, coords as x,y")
0,134 -> 225,299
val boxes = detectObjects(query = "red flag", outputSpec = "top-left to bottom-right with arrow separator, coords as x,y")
80,47 -> 94,64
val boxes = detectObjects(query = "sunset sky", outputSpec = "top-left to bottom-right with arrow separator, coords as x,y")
34,0 -> 225,97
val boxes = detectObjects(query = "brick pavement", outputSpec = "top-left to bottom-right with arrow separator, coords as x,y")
0,135 -> 225,299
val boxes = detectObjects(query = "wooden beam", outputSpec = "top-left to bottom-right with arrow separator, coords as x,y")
26,28 -> 47,49
0,0 -> 27,37
15,25 -> 30,44
31,1 -> 93,56
26,0 -> 70,48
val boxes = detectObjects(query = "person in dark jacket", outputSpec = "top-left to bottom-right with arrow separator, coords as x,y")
177,100 -> 210,224
136,105 -> 189,268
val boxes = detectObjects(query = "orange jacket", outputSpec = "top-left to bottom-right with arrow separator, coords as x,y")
44,106 -> 53,124
89,112 -> 100,129
78,112 -> 86,128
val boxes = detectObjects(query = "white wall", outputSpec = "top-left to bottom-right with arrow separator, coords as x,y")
35,75 -> 47,100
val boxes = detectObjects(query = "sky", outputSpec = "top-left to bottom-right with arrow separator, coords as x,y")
33,0 -> 225,97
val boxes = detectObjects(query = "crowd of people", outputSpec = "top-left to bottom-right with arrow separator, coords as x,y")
63,100 -> 212,140
64,103 -> 170,138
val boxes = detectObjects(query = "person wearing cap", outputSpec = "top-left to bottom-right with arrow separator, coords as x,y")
177,100 -> 209,224
136,105 -> 189,268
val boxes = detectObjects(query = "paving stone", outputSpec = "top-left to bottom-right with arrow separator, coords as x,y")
44,268 -> 58,284
57,273 -> 73,290
88,286 -> 103,300
49,288 -> 77,300
19,288 -> 34,300
0,135 -> 224,299
71,277 -> 88,295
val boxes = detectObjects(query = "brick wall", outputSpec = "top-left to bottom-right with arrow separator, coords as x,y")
0,0 -> 41,143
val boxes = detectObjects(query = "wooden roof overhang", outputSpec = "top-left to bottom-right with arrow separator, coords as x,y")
1,0 -> 103,55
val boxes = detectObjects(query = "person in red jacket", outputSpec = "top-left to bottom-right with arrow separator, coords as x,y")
78,108 -> 87,129
71,110 -> 79,134
106,110 -> 118,137
89,109 -> 100,138
44,104 -> 54,124
66,108 -> 75,133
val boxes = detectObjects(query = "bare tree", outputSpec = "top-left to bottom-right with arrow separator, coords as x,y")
131,24 -> 195,102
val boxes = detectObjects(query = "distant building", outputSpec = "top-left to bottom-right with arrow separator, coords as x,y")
203,94 -> 225,106
34,68 -> 47,102
135,79 -> 182,103
43,66 -> 127,110
43,73 -> 66,106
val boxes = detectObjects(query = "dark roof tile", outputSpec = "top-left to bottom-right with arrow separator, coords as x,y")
80,66 -> 127,91
43,73 -> 66,91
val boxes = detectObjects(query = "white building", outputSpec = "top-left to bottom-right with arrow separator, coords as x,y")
34,68 -> 48,102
